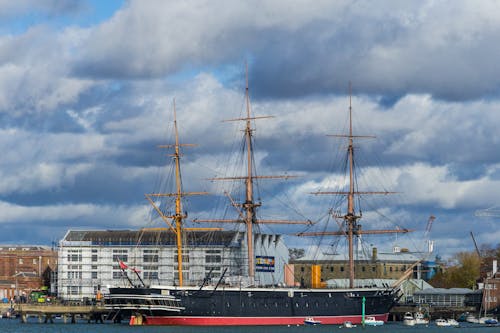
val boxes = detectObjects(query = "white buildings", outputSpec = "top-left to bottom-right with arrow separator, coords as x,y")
57,229 -> 288,300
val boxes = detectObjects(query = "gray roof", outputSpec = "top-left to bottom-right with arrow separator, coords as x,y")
62,229 -> 242,247
294,249 -> 421,263
326,278 -> 396,288
414,288 -> 474,295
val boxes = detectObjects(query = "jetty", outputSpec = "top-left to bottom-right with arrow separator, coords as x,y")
1,303 -> 108,323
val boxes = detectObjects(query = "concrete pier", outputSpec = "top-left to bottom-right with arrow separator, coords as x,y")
14,304 -> 108,324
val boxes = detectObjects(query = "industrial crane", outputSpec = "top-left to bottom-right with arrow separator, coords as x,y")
424,215 -> 436,238
470,231 -> 488,280
470,231 -> 482,258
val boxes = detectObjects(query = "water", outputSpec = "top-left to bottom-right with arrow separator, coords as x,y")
0,319 -> 498,333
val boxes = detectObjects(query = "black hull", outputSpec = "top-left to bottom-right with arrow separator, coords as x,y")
107,286 -> 397,325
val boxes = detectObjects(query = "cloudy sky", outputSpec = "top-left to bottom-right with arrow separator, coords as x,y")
0,0 -> 499,259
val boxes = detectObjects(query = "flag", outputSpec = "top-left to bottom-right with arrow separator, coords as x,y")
119,260 -> 128,270
131,267 -> 141,273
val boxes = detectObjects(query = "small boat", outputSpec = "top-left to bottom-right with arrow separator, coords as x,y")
304,317 -> 321,325
364,316 -> 384,326
466,314 -> 479,323
415,312 -> 430,325
341,321 -> 356,328
446,318 -> 459,327
403,312 -> 416,326
484,318 -> 498,325
466,315 -> 496,324
435,318 -> 451,327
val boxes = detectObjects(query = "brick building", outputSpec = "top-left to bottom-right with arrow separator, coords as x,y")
0,246 -> 57,300
482,260 -> 499,313
287,247 -> 426,287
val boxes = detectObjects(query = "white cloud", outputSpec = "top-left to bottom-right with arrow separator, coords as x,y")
0,25 -> 93,113
75,1 -> 346,77
0,1 -> 499,257
0,162 -> 92,194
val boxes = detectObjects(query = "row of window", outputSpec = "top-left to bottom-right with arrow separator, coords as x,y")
17,258 -> 48,265
67,271 -> 161,280
67,249 -> 82,262
414,295 -> 467,307
66,249 -> 222,264
66,286 -> 103,296
67,286 -> 81,295
299,265 -> 407,273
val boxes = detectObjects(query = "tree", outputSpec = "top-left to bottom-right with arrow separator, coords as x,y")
450,251 -> 481,288
429,250 -> 480,289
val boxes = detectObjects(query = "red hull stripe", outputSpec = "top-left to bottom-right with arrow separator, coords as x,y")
139,313 -> 389,326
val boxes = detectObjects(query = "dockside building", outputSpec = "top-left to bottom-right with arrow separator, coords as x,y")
289,246 -> 435,287
57,229 -> 288,301
0,245 -> 57,300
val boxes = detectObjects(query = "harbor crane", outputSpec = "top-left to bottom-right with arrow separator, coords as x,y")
470,231 -> 481,258
470,231 -> 488,280
424,215 -> 436,237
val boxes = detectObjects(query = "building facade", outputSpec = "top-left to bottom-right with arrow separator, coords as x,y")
289,246 -> 427,288
413,288 -> 482,308
483,272 -> 500,312
57,229 -> 288,300
481,260 -> 499,312
0,245 -> 57,300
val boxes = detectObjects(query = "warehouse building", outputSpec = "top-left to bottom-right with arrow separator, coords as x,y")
288,246 -> 435,288
57,229 -> 288,300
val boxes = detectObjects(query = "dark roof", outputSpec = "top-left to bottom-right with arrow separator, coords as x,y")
62,230 -> 243,247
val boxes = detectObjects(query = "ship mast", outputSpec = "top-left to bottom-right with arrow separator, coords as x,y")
195,65 -> 311,279
346,87 -> 357,288
300,84 -> 411,288
173,103 -> 186,286
145,101 -> 208,287
243,66 -> 257,278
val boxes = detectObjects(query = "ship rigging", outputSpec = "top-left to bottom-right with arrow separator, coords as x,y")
297,84 -> 411,288
106,76 -> 400,326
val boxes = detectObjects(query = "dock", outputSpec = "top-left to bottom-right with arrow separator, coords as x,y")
1,303 -> 109,323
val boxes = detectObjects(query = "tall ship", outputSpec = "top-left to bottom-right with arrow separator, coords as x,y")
105,74 -> 409,326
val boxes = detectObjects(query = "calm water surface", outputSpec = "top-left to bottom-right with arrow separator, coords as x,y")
0,319 -> 498,333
